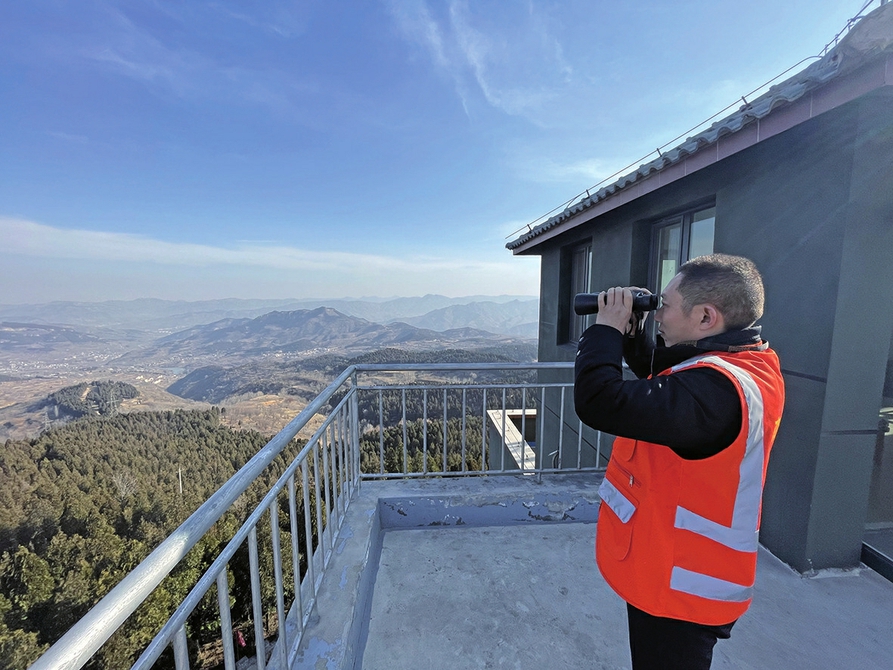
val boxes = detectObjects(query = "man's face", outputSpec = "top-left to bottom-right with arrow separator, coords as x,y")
654,273 -> 704,347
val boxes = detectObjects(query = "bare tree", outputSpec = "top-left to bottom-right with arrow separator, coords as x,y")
112,471 -> 138,500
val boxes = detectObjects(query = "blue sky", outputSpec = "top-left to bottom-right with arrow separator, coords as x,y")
0,0 -> 870,303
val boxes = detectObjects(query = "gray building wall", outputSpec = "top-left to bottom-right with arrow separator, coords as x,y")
528,87 -> 893,571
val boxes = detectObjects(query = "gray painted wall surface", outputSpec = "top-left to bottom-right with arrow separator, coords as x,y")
525,87 -> 893,571
802,93 -> 893,569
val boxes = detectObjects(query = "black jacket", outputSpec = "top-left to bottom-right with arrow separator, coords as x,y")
574,324 -> 766,459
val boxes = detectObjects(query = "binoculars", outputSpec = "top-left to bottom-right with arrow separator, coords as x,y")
573,291 -> 659,315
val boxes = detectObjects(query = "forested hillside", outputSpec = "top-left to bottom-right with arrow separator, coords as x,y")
0,409 -> 305,669
42,380 -> 139,419
168,346 -> 535,404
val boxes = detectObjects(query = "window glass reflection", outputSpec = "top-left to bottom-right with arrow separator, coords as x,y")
689,208 -> 715,260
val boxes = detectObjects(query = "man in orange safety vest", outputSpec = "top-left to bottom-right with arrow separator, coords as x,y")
575,254 -> 784,670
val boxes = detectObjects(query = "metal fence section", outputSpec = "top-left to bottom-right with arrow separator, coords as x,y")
29,361 -> 604,670
352,362 -> 605,479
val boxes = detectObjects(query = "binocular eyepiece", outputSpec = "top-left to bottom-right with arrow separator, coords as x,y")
574,291 -> 659,316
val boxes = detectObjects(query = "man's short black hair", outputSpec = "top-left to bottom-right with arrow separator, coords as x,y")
677,254 -> 765,330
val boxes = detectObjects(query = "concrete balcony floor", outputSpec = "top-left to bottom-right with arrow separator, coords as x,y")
293,475 -> 893,670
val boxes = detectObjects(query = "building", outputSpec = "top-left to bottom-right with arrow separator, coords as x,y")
507,2 -> 893,575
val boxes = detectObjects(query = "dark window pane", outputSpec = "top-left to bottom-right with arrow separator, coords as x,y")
569,244 -> 591,341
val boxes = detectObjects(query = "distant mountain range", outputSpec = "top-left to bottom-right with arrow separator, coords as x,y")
0,295 -> 538,335
398,300 -> 537,337
0,297 -> 539,384
110,306 -> 533,369
0,299 -> 540,440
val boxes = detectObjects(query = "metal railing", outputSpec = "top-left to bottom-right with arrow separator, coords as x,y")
30,362 -> 604,670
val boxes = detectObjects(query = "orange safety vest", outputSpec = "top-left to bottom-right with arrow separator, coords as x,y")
596,349 -> 785,625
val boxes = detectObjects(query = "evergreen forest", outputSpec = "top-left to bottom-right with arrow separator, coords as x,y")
0,408 -> 309,670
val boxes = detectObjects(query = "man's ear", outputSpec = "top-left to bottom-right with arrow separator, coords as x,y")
698,304 -> 725,333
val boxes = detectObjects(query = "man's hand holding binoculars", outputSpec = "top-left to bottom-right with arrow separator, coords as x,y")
594,287 -> 652,337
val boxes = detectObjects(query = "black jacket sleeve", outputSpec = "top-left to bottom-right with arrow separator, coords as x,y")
622,326 -> 656,379
574,325 -> 742,459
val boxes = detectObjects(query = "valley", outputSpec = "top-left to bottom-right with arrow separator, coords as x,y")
0,295 -> 538,442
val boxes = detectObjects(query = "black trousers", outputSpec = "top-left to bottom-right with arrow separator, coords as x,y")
626,603 -> 736,670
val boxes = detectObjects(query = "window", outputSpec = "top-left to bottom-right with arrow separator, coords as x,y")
650,205 -> 715,297
561,241 -> 592,343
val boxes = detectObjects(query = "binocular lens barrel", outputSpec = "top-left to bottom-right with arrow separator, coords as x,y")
573,291 -> 659,315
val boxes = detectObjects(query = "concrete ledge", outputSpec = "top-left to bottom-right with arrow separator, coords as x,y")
378,481 -> 600,529
290,474 -> 603,669
283,496 -> 382,670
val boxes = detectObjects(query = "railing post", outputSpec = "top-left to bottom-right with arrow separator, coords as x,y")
270,502 -> 287,669
248,526 -> 266,670
288,475 -> 304,641
500,388 -> 507,471
216,572 -> 236,670
461,388 -> 468,472
321,432 -> 333,560
349,375 -> 361,489
442,388 -> 448,474
377,389 -> 385,475
401,388 -> 409,474
301,460 -> 316,601
339,405 -> 349,513
312,445 -> 325,577
423,389 -> 429,474
521,388 -> 528,472
172,626 -> 189,670
537,385 -> 546,483
558,386 -> 566,470
481,388 -> 488,472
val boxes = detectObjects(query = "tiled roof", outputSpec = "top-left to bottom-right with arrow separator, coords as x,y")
507,2 -> 893,251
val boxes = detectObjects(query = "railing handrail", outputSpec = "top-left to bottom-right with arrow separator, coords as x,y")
352,362 -> 573,372
131,387 -> 360,669
29,366 -> 357,670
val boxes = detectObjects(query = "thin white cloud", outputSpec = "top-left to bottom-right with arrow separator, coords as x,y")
0,218 -> 538,300
78,6 -> 311,119
448,2 -> 558,118
91,46 -> 175,84
0,217 -> 522,275
46,131 -> 89,144
386,0 -> 572,121
208,2 -> 310,38
387,0 -> 475,113
509,151 -> 620,186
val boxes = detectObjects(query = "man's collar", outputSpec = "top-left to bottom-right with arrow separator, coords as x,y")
695,326 -> 764,351
653,326 -> 766,373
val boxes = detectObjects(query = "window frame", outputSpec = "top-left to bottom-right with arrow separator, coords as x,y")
647,204 -> 716,340
648,204 -> 716,298
559,240 -> 593,345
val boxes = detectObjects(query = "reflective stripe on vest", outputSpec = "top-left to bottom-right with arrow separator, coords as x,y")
598,477 -> 636,523
670,567 -> 753,603
668,354 -> 765,601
